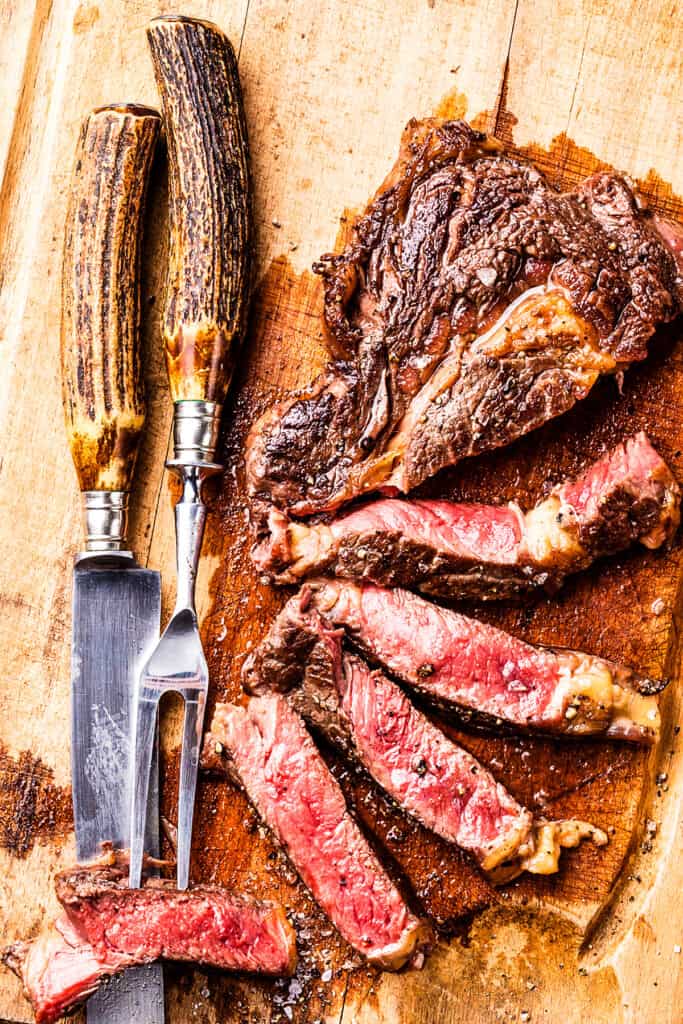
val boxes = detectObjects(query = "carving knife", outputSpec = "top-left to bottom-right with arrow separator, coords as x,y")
130,16 -> 251,890
62,104 -> 165,1023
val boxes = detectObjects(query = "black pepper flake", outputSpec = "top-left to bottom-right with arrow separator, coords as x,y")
414,758 -> 428,776
417,663 -> 435,678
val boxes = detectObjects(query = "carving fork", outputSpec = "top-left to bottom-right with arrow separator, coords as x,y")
129,15 -> 251,890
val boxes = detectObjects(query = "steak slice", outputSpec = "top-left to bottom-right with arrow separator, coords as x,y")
3,851 -> 296,1024
247,118 -> 683,517
205,694 -> 430,968
245,582 -> 663,743
253,432 -> 680,598
55,853 -> 296,975
3,917 -> 124,1024
244,609 -> 606,880
328,755 -> 496,929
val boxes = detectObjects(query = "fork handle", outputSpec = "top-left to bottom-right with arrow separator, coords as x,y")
147,16 -> 251,412
173,472 -> 207,614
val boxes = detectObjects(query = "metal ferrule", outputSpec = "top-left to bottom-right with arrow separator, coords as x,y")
167,400 -> 223,472
82,491 -> 129,551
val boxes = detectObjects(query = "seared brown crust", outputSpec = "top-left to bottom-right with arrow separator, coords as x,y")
252,433 -> 681,601
246,118 -> 683,516
147,16 -> 252,404
61,104 -> 160,491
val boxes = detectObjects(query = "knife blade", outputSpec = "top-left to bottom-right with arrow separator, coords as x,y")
61,103 -> 165,1024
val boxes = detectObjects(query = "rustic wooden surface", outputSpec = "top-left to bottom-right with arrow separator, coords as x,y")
1,1 -> 683,1022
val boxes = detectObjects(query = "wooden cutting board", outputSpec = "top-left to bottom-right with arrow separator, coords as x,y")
2,1 -> 683,1022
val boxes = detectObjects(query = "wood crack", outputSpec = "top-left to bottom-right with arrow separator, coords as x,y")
491,0 -> 519,138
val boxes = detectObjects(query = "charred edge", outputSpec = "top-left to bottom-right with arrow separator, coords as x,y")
147,17 -> 252,405
1,942 -> 27,977
326,750 -> 497,931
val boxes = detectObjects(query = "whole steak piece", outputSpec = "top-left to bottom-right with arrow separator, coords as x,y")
247,119 -> 683,517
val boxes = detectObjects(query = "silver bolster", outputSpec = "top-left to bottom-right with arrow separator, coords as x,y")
82,491 -> 129,551
167,400 -> 223,471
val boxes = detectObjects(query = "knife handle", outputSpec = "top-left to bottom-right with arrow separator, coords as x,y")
147,16 -> 251,417
61,104 -> 160,496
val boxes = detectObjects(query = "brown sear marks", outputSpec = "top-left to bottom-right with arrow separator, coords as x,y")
0,744 -> 72,857
166,100 -> 683,1021
473,82 -> 682,219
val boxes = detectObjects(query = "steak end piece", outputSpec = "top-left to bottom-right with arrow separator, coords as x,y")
244,602 -> 607,881
246,118 -> 683,517
3,851 -> 296,1024
55,852 -> 296,977
252,433 -> 680,599
205,694 -> 431,969
3,918 -> 108,1024
245,581 -> 663,744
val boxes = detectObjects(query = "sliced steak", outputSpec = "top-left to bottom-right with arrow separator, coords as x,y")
3,917 -> 121,1024
245,610 -> 606,880
253,432 -> 680,597
3,852 -> 295,1023
328,756 -> 496,929
55,853 -> 296,975
247,119 -> 683,517
205,694 -> 430,968
245,582 -> 663,743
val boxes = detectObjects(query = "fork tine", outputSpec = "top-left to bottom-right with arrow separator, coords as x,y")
176,691 -> 207,890
129,686 -> 161,888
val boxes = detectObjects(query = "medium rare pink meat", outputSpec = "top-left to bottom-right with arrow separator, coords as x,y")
3,851 -> 296,1024
245,610 -> 606,880
246,582 -> 662,743
253,433 -> 680,599
3,917 -> 125,1024
55,855 -> 296,976
205,694 -> 429,968
337,653 -> 531,871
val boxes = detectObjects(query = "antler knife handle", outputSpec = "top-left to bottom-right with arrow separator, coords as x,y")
147,16 -> 251,466
61,104 -> 160,528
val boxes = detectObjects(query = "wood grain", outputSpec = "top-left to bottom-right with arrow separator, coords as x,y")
1,2 -> 683,1023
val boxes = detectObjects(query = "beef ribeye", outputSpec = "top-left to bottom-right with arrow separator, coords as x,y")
244,609 -> 606,880
247,119 -> 683,517
245,581 -> 663,743
253,432 -> 680,597
204,694 -> 430,968
54,855 -> 296,975
3,850 -> 296,1024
